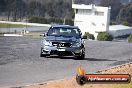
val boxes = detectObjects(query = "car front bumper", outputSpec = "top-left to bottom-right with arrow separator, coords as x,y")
41,46 -> 83,56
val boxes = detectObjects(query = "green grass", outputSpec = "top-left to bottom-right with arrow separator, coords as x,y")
0,16 -> 7,21
23,32 -> 42,39
128,34 -> 132,43
112,82 -> 132,88
0,33 -> 4,36
0,23 -> 28,28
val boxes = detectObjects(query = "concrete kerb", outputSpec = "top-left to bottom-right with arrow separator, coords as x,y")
0,21 -> 51,27
96,62 -> 132,73
4,34 -> 23,37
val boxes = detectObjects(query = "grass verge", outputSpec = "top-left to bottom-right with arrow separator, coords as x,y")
0,23 -> 28,28
23,32 -> 42,39
112,82 -> 132,88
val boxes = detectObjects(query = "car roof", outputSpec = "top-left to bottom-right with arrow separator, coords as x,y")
51,25 -> 79,29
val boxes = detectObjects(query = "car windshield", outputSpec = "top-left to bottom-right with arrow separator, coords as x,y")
47,27 -> 81,38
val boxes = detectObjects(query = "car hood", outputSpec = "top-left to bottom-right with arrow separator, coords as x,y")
44,36 -> 81,43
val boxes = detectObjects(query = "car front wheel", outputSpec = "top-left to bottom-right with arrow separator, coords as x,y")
40,52 -> 49,57
77,48 -> 85,60
40,48 -> 49,57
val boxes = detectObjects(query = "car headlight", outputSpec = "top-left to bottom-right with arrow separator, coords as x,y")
72,42 -> 81,47
43,40 -> 52,46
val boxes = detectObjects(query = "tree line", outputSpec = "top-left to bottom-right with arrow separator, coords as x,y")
0,0 -> 74,21
0,0 -> 132,26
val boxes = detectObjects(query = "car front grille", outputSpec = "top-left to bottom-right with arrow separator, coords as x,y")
52,42 -> 71,47
50,50 -> 73,56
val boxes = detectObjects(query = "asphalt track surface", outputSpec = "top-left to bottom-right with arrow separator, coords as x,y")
0,37 -> 132,87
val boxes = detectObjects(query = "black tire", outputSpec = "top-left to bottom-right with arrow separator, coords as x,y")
76,75 -> 86,85
40,53 -> 43,57
40,48 -> 48,57
40,52 -> 44,57
40,53 -> 48,57
77,48 -> 85,60
78,53 -> 85,59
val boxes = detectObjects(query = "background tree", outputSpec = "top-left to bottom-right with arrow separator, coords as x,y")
0,0 -> 6,13
117,3 -> 132,26
5,0 -> 26,21
100,0 -> 122,21
27,1 -> 44,17
1,0 -> 132,24
5,0 -> 14,21
74,0 -> 93,4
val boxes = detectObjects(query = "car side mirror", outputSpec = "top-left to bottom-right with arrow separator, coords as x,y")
40,33 -> 46,37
